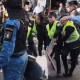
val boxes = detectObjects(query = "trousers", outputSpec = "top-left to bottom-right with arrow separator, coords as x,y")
62,40 -> 80,74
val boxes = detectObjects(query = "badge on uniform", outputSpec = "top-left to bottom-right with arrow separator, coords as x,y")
4,25 -> 14,41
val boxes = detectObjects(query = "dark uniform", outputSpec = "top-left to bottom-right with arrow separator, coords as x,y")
30,12 -> 47,56
46,12 -> 63,77
53,24 -> 63,77
36,23 -> 47,56
26,26 -> 38,57
67,2 -> 80,64
61,21 -> 80,77
48,22 -> 63,77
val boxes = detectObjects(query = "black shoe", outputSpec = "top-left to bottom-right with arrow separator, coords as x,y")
56,73 -> 62,78
63,73 -> 72,77
63,73 -> 68,77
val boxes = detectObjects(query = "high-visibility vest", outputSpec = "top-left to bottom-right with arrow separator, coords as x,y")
46,21 -> 58,39
30,17 -> 35,22
27,27 -> 31,38
32,21 -> 37,35
62,21 -> 79,43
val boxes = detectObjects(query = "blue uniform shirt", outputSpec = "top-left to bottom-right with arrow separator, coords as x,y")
70,15 -> 80,26
0,19 -> 20,69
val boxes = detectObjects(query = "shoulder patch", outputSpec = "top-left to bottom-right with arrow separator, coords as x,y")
4,25 -> 14,41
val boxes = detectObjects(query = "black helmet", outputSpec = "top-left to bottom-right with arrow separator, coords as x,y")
3,0 -> 26,9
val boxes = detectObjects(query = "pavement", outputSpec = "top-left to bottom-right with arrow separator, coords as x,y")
0,59 -> 80,80
0,39 -> 80,80
48,60 -> 80,80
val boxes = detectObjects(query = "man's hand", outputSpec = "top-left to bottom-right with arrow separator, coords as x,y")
53,37 -> 58,42
60,16 -> 70,23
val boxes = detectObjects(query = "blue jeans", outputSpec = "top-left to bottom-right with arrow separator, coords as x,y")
2,51 -> 28,80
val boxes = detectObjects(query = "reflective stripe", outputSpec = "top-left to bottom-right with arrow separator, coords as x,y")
66,31 -> 79,43
32,21 -> 37,34
46,21 -> 58,39
27,27 -> 31,38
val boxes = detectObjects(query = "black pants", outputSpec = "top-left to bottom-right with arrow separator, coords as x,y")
28,42 -> 38,57
38,37 -> 47,56
62,41 -> 80,74
55,46 -> 62,74
51,45 -> 62,74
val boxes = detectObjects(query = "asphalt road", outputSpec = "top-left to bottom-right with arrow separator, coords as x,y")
48,60 -> 80,80
0,60 -> 80,80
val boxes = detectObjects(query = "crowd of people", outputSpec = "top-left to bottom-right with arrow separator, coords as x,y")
27,1 -> 80,78
0,0 -> 80,80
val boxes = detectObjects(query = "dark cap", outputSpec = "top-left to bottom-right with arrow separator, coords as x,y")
48,11 -> 57,18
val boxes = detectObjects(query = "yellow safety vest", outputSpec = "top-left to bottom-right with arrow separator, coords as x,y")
46,21 -> 58,39
27,27 -> 31,38
32,21 -> 37,35
62,21 -> 79,43
31,18 -> 35,21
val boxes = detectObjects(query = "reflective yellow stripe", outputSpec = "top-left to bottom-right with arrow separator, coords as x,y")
32,21 -> 37,35
27,27 -> 31,38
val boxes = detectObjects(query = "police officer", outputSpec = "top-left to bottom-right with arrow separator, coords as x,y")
46,12 -> 58,55
0,0 -> 29,80
46,11 -> 63,77
60,19 -> 80,77
30,12 -> 47,56
65,2 -> 80,64
26,26 -> 38,57
35,12 -> 47,56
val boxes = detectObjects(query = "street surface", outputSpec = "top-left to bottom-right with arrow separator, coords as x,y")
48,59 -> 80,80
0,59 -> 80,80
0,39 -> 80,80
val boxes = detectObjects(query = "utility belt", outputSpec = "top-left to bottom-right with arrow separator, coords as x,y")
11,50 -> 26,58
